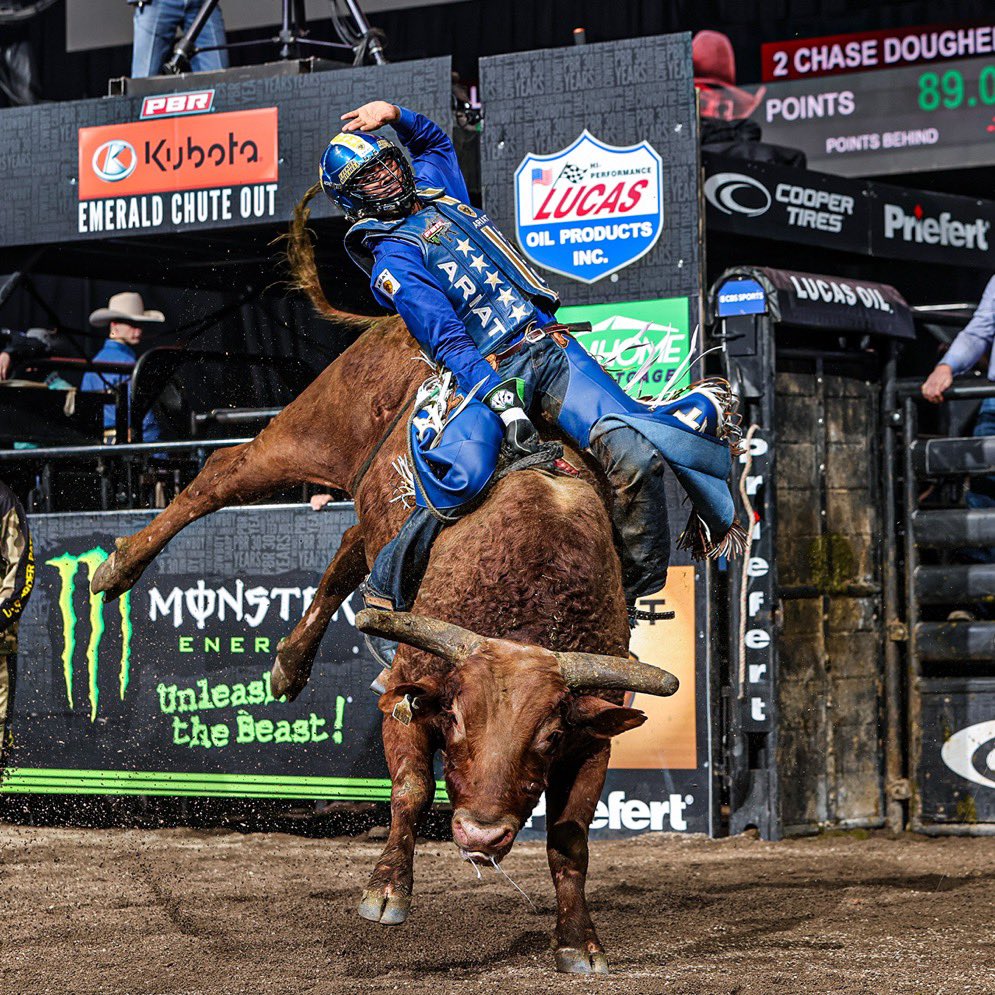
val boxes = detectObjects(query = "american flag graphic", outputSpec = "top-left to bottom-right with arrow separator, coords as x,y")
531,167 -> 553,185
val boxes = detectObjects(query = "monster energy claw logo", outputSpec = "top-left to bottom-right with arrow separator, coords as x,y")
46,547 -> 132,722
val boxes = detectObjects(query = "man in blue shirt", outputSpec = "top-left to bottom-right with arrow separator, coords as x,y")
319,102 -> 741,618
921,276 -> 995,404
922,275 -> 995,542
82,291 -> 163,443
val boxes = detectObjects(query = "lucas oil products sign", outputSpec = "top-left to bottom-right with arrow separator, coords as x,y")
514,131 -> 663,285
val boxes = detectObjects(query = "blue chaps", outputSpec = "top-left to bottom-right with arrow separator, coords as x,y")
367,333 -> 671,611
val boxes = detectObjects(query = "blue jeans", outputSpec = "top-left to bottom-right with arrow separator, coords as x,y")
367,333 -> 673,611
132,0 -> 229,78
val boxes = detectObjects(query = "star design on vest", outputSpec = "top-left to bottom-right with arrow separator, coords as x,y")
484,270 -> 501,289
497,287 -> 516,307
455,237 -> 472,256
509,303 -> 529,324
469,254 -> 486,273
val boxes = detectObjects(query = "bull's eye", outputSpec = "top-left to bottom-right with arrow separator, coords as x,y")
540,730 -> 563,752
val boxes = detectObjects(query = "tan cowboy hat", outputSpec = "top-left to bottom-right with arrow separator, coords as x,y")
89,291 -> 165,327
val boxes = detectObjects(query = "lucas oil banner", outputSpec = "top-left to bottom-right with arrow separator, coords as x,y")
514,131 -> 664,284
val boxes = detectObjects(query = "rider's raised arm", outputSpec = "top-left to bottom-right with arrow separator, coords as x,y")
391,106 -> 470,204
370,240 -> 500,396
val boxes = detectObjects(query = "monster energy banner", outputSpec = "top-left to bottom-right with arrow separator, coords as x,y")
2,503 -> 713,835
1,505 -> 393,800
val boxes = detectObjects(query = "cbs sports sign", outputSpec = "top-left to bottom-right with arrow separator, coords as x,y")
514,131 -> 663,284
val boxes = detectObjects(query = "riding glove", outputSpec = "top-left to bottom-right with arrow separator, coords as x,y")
484,378 -> 541,458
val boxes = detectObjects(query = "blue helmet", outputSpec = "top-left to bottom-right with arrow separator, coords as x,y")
319,131 -> 416,222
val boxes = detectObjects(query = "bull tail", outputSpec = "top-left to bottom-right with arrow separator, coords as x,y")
283,182 -> 375,333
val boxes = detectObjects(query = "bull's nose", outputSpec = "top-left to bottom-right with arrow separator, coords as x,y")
452,812 -> 515,854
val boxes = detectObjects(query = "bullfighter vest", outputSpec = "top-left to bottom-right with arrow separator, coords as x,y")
345,190 -> 560,355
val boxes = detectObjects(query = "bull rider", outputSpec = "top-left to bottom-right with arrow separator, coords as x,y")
317,101 -> 743,624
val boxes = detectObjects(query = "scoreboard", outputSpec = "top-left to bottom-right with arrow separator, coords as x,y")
753,53 -> 995,177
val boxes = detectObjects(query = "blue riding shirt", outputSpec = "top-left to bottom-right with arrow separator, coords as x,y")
344,108 -> 559,394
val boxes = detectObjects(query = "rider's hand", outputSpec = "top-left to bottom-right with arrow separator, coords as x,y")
485,379 -> 541,458
341,102 -> 400,133
501,409 -> 542,459
922,363 -> 954,404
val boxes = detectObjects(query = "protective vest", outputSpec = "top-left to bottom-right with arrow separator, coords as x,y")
345,191 -> 560,354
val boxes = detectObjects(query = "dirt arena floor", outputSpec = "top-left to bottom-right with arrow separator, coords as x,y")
1,823 -> 993,995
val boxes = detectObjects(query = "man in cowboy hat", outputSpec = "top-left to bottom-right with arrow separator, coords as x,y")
82,291 -> 165,443
693,30 -> 805,167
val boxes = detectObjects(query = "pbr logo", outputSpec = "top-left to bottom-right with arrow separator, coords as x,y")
91,139 -> 138,183
514,131 -> 663,285
140,90 -> 215,120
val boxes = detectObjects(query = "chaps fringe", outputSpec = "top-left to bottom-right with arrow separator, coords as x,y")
677,512 -> 749,561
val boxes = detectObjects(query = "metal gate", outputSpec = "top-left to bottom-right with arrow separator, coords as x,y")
893,380 -> 995,833
713,266 -> 915,838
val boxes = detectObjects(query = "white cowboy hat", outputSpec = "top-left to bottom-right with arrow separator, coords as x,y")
89,291 -> 165,327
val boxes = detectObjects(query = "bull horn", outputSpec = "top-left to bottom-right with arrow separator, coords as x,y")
555,651 -> 679,697
355,609 -> 484,664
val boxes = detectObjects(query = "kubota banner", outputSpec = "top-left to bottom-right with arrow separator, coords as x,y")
78,108 -> 278,199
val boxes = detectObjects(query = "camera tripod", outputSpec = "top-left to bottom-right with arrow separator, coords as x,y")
163,0 -> 386,75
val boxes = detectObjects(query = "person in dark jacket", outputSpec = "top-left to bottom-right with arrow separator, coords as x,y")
0,480 -> 32,765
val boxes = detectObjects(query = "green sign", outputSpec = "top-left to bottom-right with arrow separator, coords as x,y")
46,546 -> 132,722
559,297 -> 692,398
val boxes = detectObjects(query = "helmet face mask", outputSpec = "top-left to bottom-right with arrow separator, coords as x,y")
320,134 -> 416,222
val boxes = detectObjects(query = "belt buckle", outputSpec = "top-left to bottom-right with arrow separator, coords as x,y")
524,323 -> 544,344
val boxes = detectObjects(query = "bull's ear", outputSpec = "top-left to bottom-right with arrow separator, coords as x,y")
568,695 -> 647,738
377,680 -> 442,722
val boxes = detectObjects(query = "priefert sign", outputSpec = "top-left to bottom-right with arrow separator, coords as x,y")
882,203 -> 990,250
526,789 -> 693,832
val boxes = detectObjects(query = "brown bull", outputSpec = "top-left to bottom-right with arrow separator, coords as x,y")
90,199 -> 680,974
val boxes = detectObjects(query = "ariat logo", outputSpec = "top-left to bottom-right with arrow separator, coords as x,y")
46,547 -> 132,722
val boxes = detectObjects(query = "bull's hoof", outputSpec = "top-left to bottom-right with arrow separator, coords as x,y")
90,544 -> 143,602
554,947 -> 610,975
358,887 -> 411,925
270,639 -> 315,702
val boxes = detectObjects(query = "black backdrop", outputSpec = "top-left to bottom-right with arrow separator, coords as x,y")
15,1 -> 995,104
